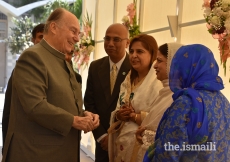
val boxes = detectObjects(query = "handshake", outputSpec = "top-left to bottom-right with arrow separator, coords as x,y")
72,111 -> 100,133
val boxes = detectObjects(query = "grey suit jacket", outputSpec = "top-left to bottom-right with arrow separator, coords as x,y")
2,40 -> 83,162
84,54 -> 130,140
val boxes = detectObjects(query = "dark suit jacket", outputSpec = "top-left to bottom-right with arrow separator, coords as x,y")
2,70 -> 13,153
75,73 -> 82,84
84,54 -> 130,161
69,60 -> 82,84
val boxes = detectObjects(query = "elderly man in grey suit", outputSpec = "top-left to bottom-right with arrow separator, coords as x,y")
2,8 -> 99,162
84,23 -> 131,162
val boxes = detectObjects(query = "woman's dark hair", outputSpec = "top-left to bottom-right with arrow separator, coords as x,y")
129,34 -> 158,83
158,43 -> 168,58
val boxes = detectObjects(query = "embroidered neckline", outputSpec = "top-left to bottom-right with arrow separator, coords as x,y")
132,76 -> 146,91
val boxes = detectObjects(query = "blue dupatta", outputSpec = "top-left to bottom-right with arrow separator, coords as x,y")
166,44 -> 224,143
143,44 -> 224,162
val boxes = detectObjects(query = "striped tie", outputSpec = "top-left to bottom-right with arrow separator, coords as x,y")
110,64 -> 117,94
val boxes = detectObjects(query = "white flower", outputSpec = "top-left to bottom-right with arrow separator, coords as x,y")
221,10 -> 230,17
81,39 -> 86,44
81,35 -> 87,41
204,8 -> 211,16
210,16 -> 221,26
222,0 -> 230,10
87,45 -> 94,53
213,7 -> 224,16
122,16 -> 129,23
222,0 -> 230,4
24,43 -> 29,50
28,41 -> 33,46
87,38 -> 91,44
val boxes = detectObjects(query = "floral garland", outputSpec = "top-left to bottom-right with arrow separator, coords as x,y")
72,12 -> 95,73
203,0 -> 230,76
121,0 -> 141,39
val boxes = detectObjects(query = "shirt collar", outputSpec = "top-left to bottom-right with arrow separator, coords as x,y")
109,53 -> 126,72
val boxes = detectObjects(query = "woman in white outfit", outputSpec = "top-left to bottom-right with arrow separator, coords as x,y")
133,43 -> 183,162
108,34 -> 162,162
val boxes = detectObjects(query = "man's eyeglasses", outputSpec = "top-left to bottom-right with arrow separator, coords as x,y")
103,36 -> 128,43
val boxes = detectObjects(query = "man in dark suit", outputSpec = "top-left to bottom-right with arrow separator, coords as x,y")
1,23 -> 45,153
84,23 -> 131,162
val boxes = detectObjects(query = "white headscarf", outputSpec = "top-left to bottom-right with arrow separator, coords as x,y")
141,42 -> 183,129
134,43 -> 183,162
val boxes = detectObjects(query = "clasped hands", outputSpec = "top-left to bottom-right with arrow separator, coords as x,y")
116,104 -> 135,122
72,111 -> 100,133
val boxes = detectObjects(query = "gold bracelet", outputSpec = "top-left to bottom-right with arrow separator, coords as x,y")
134,114 -> 138,123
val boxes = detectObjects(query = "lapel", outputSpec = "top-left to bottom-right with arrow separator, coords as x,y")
98,57 -> 111,105
110,54 -> 130,106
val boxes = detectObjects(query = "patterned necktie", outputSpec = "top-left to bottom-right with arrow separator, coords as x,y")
110,64 -> 117,94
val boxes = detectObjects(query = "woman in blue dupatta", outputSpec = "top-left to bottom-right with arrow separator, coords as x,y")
143,44 -> 230,162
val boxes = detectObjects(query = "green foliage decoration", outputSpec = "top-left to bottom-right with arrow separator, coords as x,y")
5,16 -> 35,55
42,0 -> 82,22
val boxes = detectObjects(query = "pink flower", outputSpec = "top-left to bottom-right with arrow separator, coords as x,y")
72,50 -> 80,63
84,55 -> 90,64
127,3 -> 135,12
203,0 -> 210,8
213,33 -> 221,39
73,50 -> 80,57
84,25 -> 91,37
78,32 -> 84,39
71,11 -> 94,73
77,63 -> 81,70
126,3 -> 136,25
212,33 -> 227,40
78,54 -> 84,65
219,39 -> 230,63
206,23 -> 211,29
81,49 -> 88,56
128,11 -> 136,25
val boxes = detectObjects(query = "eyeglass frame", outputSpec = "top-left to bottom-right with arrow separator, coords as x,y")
103,36 -> 128,43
